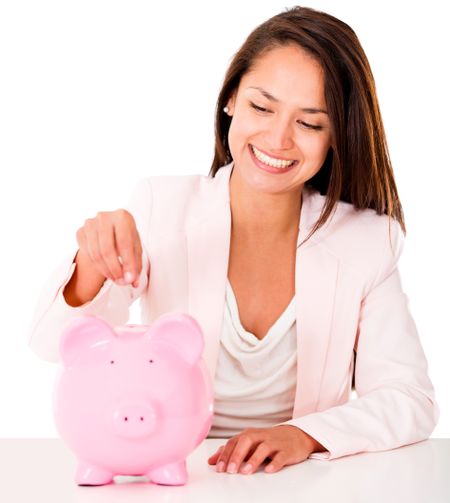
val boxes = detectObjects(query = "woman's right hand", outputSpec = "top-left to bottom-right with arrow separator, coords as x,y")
75,209 -> 143,288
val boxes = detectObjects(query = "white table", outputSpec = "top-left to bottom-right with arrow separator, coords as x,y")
1,438 -> 449,502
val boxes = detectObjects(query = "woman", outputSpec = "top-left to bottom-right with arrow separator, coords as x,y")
28,6 -> 439,476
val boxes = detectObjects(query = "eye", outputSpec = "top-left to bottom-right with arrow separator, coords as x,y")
110,359 -> 154,364
299,121 -> 323,131
249,102 -> 323,131
250,102 -> 269,113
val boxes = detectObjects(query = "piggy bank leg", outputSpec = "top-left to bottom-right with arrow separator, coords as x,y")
147,460 -> 188,486
76,461 -> 114,486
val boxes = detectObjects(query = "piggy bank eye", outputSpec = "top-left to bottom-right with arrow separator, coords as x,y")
109,360 -> 153,364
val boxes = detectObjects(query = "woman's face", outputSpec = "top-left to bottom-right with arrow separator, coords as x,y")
226,44 -> 332,195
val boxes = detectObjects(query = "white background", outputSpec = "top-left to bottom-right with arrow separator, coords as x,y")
0,0 -> 448,437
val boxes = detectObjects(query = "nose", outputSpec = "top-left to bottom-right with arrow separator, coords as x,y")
266,114 -> 295,151
113,400 -> 158,438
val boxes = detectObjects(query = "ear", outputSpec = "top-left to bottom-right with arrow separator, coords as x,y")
144,312 -> 205,366
226,92 -> 236,115
59,315 -> 116,368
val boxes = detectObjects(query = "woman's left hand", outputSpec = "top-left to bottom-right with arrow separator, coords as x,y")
207,425 -> 316,475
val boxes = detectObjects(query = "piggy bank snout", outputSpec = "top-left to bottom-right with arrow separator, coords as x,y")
113,401 -> 158,438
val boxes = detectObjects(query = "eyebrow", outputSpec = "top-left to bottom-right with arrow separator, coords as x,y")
247,86 -> 328,115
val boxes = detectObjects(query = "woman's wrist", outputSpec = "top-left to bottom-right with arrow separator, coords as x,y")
295,428 -> 327,454
278,425 -> 327,454
303,430 -> 327,453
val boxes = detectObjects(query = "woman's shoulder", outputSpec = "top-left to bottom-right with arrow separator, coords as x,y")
311,189 -> 402,240
144,168 -> 224,198
128,169 -> 225,235
309,190 -> 404,279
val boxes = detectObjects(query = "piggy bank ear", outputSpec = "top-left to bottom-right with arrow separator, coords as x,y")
59,315 -> 116,368
145,313 -> 204,365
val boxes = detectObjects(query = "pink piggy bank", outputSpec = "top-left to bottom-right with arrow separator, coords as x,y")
52,313 -> 214,486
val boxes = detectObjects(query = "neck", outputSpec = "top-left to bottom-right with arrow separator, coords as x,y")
229,165 -> 302,241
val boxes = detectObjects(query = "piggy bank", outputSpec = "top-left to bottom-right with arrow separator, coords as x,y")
52,313 -> 214,486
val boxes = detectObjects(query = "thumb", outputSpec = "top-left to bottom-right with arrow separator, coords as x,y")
208,445 -> 224,462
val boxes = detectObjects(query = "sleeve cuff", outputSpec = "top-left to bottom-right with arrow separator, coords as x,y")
273,418 -> 333,460
53,258 -> 115,312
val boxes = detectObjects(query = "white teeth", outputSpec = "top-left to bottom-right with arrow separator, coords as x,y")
251,145 -> 295,169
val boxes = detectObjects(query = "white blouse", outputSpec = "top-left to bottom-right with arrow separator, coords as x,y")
208,278 -> 298,438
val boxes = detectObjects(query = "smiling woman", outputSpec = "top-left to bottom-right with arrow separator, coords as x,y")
28,3 -> 439,481
224,43 -> 333,231
211,5 -> 406,247
203,5 -> 437,476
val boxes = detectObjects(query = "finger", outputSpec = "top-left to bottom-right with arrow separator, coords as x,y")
96,213 -> 125,281
263,451 -> 287,474
212,443 -> 257,466
215,437 -> 238,472
243,443 -> 259,462
83,219 -> 116,280
207,445 -> 224,464
220,434 -> 254,474
131,231 -> 143,288
208,444 -> 224,460
238,442 -> 273,474
114,212 -> 138,284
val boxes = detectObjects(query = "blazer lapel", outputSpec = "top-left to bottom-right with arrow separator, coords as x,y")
186,162 -> 339,418
186,166 -> 232,384
294,227 -> 339,416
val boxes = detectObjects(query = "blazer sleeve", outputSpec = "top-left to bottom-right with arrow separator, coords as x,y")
275,219 -> 440,460
27,177 -> 153,363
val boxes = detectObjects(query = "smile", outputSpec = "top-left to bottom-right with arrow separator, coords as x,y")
250,144 -> 296,167
249,144 -> 298,174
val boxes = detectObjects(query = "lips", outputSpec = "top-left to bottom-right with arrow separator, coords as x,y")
250,144 -> 297,163
248,144 -> 298,174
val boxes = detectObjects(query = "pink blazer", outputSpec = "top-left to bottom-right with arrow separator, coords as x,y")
28,161 -> 439,460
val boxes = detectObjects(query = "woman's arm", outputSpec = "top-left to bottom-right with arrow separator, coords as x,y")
273,220 -> 440,460
27,178 -> 153,362
63,249 -> 107,307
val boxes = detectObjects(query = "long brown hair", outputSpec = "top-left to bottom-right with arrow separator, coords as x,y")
209,5 -> 406,247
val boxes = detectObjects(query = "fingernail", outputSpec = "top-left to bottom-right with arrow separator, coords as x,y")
216,461 -> 225,472
227,462 -> 237,474
241,463 -> 252,473
124,271 -> 133,283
